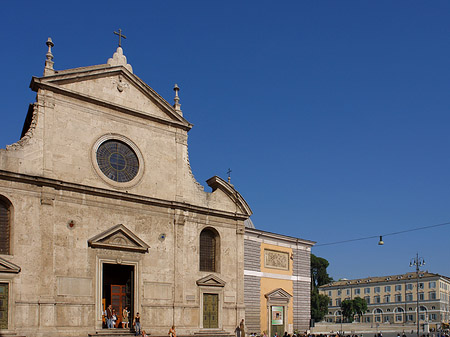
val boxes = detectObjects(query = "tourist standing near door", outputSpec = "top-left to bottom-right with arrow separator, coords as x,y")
106,304 -> 114,329
122,306 -> 129,329
133,312 -> 141,336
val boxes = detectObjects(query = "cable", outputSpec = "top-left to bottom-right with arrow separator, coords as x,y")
314,221 -> 450,247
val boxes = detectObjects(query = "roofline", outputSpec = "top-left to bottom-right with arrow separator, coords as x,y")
319,271 -> 447,288
30,65 -> 193,131
245,227 -> 316,247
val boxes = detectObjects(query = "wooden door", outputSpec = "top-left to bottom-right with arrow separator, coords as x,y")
203,293 -> 218,328
111,285 -> 126,328
0,283 -> 7,329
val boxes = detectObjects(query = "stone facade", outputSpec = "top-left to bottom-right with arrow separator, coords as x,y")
0,41 -> 252,337
244,227 -> 314,335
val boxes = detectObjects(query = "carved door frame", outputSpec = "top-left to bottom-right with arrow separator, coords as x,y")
265,288 -> 292,337
197,274 -> 226,330
96,257 -> 140,330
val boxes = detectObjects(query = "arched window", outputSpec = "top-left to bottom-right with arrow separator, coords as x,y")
199,228 -> 219,272
0,197 -> 11,255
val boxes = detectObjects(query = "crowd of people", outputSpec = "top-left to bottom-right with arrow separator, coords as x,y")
238,331 -> 450,337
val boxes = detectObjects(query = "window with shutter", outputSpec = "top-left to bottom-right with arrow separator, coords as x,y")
0,200 -> 10,255
199,229 -> 218,272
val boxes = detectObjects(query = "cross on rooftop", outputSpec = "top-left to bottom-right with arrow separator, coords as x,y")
227,168 -> 232,183
114,28 -> 127,47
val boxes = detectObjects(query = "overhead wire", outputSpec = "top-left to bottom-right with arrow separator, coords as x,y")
314,220 -> 450,247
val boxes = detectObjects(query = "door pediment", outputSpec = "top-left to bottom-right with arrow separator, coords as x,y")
265,288 -> 292,303
196,274 -> 226,287
88,224 -> 149,253
0,257 -> 20,274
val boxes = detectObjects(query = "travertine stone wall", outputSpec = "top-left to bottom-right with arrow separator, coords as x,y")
0,49 -> 250,337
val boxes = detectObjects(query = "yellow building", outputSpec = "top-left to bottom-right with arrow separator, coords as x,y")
319,272 -> 450,329
244,221 -> 315,335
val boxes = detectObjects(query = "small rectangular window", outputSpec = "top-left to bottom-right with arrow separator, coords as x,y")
385,286 -> 391,292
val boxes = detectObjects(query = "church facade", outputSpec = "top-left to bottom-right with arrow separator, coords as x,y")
0,39 -> 252,337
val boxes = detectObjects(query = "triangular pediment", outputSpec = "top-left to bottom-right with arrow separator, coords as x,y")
265,288 -> 292,301
88,224 -> 149,253
196,274 -> 226,287
0,257 -> 21,274
31,65 -> 192,131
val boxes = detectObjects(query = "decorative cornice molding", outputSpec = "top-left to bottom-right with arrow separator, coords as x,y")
0,170 -> 250,221
206,176 -> 252,216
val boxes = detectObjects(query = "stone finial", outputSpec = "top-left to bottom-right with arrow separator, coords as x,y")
44,37 -> 55,76
107,47 -> 133,73
173,84 -> 182,115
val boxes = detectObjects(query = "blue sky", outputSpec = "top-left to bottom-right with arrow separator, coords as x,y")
2,1 -> 450,280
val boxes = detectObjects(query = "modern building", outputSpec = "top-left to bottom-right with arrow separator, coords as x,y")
319,272 -> 450,329
244,220 -> 315,335
0,38 -> 253,337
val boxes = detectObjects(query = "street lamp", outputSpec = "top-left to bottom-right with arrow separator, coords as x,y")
410,253 -> 425,337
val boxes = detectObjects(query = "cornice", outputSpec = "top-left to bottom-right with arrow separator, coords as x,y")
245,227 -> 315,247
206,176 -> 252,216
0,170 -> 249,221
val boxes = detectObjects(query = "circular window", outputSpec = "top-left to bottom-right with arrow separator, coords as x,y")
96,140 -> 139,182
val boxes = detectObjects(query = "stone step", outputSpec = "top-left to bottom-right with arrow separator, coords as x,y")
88,329 -> 136,337
89,330 -> 235,337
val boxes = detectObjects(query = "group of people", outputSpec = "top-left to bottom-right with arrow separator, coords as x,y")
104,304 -> 130,329
103,305 -> 177,337
103,304 -> 141,334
